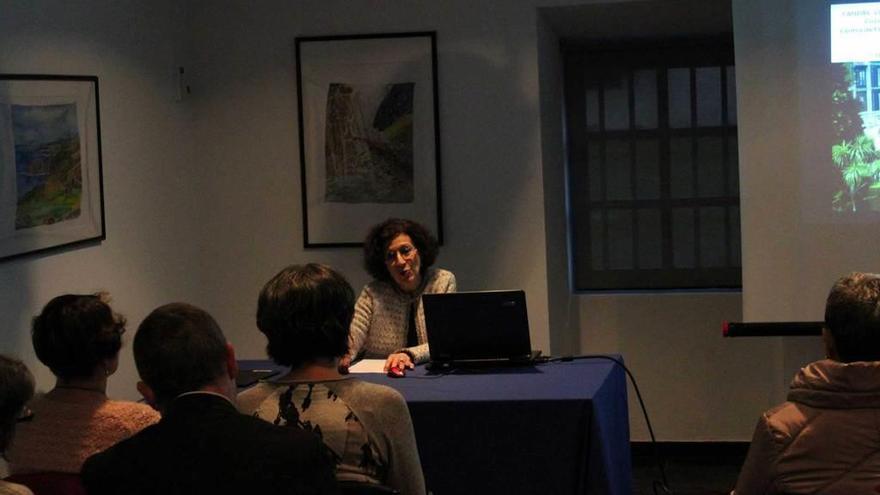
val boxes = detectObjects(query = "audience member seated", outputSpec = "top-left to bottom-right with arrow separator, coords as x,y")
342,218 -> 456,373
0,355 -> 35,495
239,263 -> 426,495
80,302 -> 338,495
734,272 -> 880,495
6,294 -> 159,474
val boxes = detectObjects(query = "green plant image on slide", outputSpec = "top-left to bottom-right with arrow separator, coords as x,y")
832,62 -> 880,213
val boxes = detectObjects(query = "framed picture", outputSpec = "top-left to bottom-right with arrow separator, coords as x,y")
0,74 -> 105,262
295,32 -> 442,247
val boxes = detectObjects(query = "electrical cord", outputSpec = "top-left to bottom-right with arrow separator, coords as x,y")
545,354 -> 674,495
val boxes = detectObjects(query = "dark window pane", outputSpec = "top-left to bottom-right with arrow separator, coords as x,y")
728,136 -> 739,195
634,69 -> 658,129
730,206 -> 742,267
606,139 -> 632,200
570,161 -> 590,212
699,207 -> 727,268
563,40 -> 739,290
635,139 -> 660,199
590,210 -> 605,270
637,208 -> 662,269
696,67 -> 722,127
697,137 -> 724,198
604,72 -> 630,131
588,143 -> 603,200
668,68 -> 691,129
608,209 -> 634,269
572,203 -> 592,273
586,80 -> 600,131
670,138 -> 693,198
726,66 -> 737,126
672,208 -> 695,268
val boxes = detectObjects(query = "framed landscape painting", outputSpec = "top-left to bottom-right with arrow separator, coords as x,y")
0,75 -> 105,262
295,32 -> 442,247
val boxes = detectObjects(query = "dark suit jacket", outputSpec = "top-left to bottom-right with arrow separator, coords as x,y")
81,393 -> 338,495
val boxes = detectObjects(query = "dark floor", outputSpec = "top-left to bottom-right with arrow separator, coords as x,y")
632,442 -> 748,495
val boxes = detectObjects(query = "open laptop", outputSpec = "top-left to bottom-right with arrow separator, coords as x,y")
423,290 -> 541,370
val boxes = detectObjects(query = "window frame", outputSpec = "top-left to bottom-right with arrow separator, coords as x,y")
562,37 -> 741,292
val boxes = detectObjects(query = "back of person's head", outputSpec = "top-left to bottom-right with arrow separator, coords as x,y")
0,354 -> 35,455
257,263 -> 354,368
825,272 -> 880,362
32,292 -> 125,379
134,303 -> 229,408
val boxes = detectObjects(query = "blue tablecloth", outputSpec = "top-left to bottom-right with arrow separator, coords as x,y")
239,359 -> 631,495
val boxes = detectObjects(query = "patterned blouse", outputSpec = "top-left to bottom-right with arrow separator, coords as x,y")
272,382 -> 383,482
238,378 -> 426,495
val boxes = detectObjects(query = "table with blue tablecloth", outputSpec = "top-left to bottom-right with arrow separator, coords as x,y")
239,358 -> 631,495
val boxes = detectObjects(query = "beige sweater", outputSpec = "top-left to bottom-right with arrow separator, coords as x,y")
0,481 -> 32,495
7,388 -> 160,474
348,268 -> 456,364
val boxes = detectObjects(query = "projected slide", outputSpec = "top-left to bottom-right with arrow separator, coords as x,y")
830,3 -> 880,214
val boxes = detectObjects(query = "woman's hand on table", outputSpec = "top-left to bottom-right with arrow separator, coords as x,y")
338,354 -> 352,374
384,352 -> 414,372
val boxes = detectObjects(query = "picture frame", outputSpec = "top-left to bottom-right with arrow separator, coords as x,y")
295,32 -> 442,247
0,74 -> 105,262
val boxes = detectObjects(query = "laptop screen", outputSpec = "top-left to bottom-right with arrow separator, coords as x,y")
423,290 -> 532,363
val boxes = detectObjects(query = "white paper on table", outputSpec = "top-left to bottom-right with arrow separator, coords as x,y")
348,359 -> 387,374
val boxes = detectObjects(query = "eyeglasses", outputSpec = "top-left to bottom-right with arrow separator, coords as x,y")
16,406 -> 34,423
385,244 -> 417,264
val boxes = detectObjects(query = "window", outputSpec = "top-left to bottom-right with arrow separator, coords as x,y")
855,66 -> 867,88
563,39 -> 740,290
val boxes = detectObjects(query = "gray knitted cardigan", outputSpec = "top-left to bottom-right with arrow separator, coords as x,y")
348,268 -> 456,364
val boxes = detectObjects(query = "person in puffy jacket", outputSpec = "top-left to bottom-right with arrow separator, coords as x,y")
734,272 -> 880,495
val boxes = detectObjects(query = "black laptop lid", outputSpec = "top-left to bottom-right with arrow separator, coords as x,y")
423,290 -> 532,363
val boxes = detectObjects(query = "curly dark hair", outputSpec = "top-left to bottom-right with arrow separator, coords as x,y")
32,293 -> 125,379
0,354 -> 34,454
825,272 -> 880,362
363,218 -> 439,283
257,263 -> 355,368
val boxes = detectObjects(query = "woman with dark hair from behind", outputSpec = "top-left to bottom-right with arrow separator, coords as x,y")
733,272 -> 880,494
0,355 -> 34,495
238,263 -> 426,495
5,293 -> 159,474
342,218 -> 455,373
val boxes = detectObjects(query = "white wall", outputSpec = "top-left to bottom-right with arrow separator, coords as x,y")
0,0 -> 809,445
537,10 -> 582,355
579,293 -> 783,440
0,0 -> 203,401
185,0 -> 785,442
535,0 -> 787,441
188,0 -> 554,360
